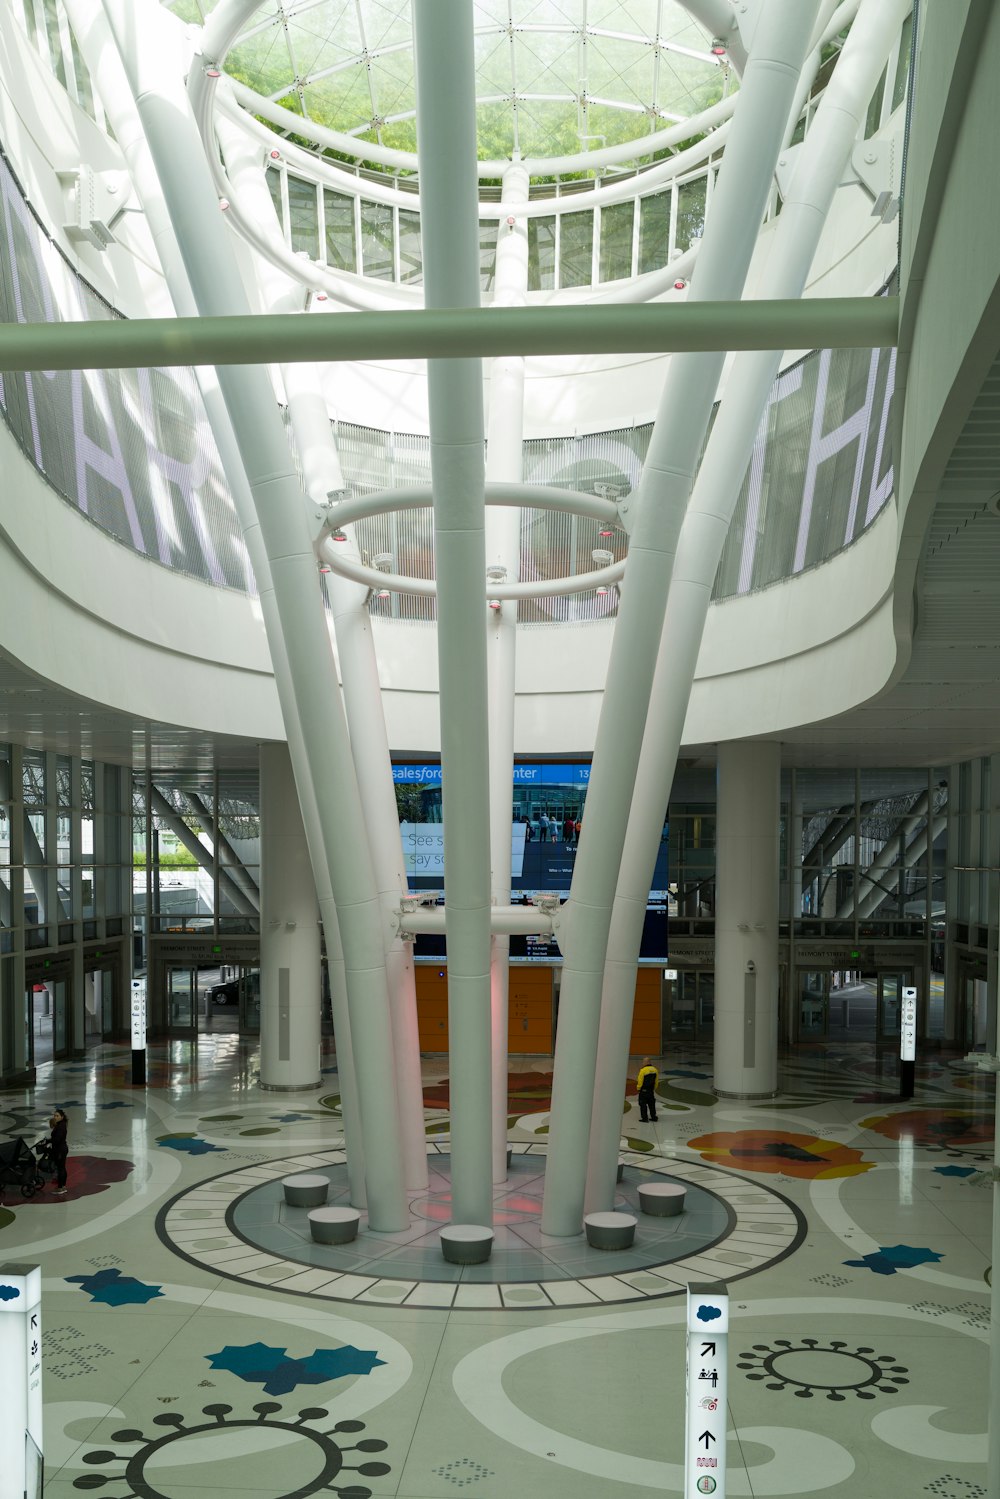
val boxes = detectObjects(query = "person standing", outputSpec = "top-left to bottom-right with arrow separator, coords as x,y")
563,815 -> 575,846
49,1107 -> 69,1195
635,1058 -> 659,1123
539,812 -> 550,842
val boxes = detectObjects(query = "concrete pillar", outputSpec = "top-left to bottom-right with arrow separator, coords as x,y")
714,741 -> 781,1100
259,743 -> 321,1091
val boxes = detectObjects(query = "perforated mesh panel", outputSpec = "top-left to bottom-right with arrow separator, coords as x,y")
0,148 -> 253,591
0,146 -> 894,619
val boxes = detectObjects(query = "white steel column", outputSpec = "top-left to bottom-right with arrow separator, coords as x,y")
412,0 -> 493,1226
714,741 -> 781,1099
584,0 -> 903,1211
486,160 -> 530,1183
217,98 -> 428,1192
543,0 -> 820,1236
281,364 -> 429,1191
62,0 -> 365,1179
259,743 -> 321,1091
103,0 -> 406,1228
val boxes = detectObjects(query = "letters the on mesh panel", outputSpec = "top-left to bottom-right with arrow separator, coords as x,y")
0,142 -> 894,614
713,342 -> 895,599
0,149 -> 252,592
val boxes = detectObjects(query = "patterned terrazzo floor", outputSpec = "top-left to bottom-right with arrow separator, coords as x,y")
0,1036 -> 993,1499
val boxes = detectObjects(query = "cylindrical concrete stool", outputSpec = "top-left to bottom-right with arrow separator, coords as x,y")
584,1211 -> 637,1250
308,1206 -> 361,1244
282,1173 -> 330,1208
638,1182 -> 687,1217
440,1224 -> 494,1264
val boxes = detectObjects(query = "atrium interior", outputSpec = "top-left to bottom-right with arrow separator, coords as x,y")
0,2 -> 998,1497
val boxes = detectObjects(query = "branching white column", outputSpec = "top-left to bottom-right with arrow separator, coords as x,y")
715,741 -> 780,1099
260,743 -> 321,1091
584,0 -> 904,1211
485,161 -> 530,1183
282,367 -> 429,1192
103,0 -> 407,1228
62,0 -> 365,1194
217,94 -> 428,1192
413,0 -> 493,1226
543,0 -> 821,1237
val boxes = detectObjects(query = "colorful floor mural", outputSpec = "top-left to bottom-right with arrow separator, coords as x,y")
0,1038 -> 992,1498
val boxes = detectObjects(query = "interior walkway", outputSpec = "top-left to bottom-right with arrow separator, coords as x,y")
0,1040 -> 992,1499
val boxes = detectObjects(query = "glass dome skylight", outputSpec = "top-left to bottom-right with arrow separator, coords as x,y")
165,0 -> 731,163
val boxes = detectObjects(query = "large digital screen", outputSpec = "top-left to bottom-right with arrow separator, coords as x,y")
394,761 -> 670,958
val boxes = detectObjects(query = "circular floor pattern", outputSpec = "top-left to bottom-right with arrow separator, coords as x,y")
157,1144 -> 804,1310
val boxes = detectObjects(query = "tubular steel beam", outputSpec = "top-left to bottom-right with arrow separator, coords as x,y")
0,298 -> 897,371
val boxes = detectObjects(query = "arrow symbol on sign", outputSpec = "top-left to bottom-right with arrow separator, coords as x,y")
699,1432 -> 717,1449
701,1342 -> 716,1356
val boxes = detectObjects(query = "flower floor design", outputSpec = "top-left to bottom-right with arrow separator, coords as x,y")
0,1037 -> 991,1498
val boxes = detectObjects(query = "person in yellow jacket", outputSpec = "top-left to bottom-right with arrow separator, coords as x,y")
636,1058 -> 659,1123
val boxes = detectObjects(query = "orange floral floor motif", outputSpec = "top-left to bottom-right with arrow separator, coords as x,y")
859,1108 -> 994,1152
687,1129 -> 875,1179
423,1070 -> 555,1113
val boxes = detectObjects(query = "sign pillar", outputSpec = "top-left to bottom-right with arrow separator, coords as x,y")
0,1262 -> 43,1499
685,1281 -> 728,1498
130,976 -> 147,1087
900,984 -> 916,1100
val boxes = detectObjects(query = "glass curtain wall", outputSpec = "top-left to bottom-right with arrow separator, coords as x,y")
0,743 -> 131,1082
134,770 -> 261,955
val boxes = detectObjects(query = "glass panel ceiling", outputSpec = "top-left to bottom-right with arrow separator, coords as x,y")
162,0 -> 730,161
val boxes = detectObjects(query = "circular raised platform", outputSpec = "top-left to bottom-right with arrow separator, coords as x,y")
157,1142 -> 804,1310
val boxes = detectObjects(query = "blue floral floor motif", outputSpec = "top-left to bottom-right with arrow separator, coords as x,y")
66,1268 -> 164,1305
205,1340 -> 385,1396
156,1133 -> 227,1155
843,1244 -> 944,1276
933,1164 -> 977,1178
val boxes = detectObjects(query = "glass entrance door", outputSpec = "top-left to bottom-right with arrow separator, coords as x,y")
238,967 -> 261,1034
877,972 -> 904,1048
796,969 -> 829,1040
667,971 -> 715,1043
98,966 -> 117,1039
166,966 -> 197,1032
29,978 -> 70,1065
962,971 -> 989,1051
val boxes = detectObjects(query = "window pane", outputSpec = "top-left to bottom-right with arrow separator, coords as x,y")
398,208 -> 422,284
865,66 -> 886,137
360,200 -> 394,280
323,189 -> 356,271
527,216 -> 556,291
638,192 -> 671,274
560,210 -> 593,289
676,177 -> 706,253
599,200 -> 634,282
891,14 -> 913,113
479,220 -> 498,296
267,167 -> 284,230
56,754 -> 72,807
287,176 -> 319,259
22,751 -> 45,807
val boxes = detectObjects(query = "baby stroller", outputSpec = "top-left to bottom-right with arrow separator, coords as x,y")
34,1134 -> 56,1177
0,1137 -> 45,1199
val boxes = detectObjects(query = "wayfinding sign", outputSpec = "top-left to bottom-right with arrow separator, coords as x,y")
900,986 -> 917,1062
900,984 -> 917,1099
0,1262 -> 43,1499
685,1281 -> 728,1498
130,977 -> 147,1086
